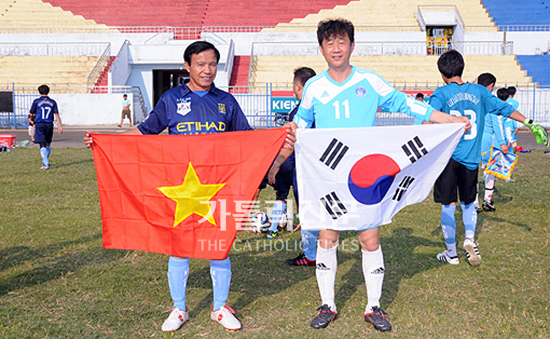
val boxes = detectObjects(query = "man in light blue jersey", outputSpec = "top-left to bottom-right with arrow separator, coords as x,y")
269,18 -> 471,332
475,74 -> 510,212
429,50 -> 547,267
505,86 -> 520,155
29,84 -> 63,169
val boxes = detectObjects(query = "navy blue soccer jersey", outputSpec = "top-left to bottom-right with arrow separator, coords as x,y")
428,82 -> 514,170
29,96 -> 59,123
138,82 -> 252,135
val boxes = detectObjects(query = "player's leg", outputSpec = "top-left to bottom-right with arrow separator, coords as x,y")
162,256 -> 190,332
267,157 -> 294,238
483,173 -> 496,211
311,229 -> 339,329
434,159 -> 460,264
458,166 -> 482,266
359,227 -> 391,332
210,257 -> 241,331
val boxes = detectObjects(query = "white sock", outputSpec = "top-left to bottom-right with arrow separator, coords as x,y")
484,174 -> 495,202
362,247 -> 385,313
316,245 -> 338,312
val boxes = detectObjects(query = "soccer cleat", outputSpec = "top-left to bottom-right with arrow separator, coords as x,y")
311,304 -> 338,329
364,306 -> 392,332
161,307 -> 189,332
41,164 -> 49,170
266,230 -> 279,239
474,201 -> 482,212
211,305 -> 241,332
463,238 -> 481,266
285,253 -> 316,267
482,200 -> 495,212
436,251 -> 459,265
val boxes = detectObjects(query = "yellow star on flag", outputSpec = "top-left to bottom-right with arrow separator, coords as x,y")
157,162 -> 226,228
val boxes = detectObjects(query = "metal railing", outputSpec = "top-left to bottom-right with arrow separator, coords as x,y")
0,42 -> 111,56
469,25 -> 550,32
250,41 -> 513,56
86,43 -> 111,90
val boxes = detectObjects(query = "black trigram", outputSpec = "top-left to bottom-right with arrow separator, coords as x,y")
319,138 -> 349,170
401,136 -> 428,163
320,191 -> 348,220
392,176 -> 415,201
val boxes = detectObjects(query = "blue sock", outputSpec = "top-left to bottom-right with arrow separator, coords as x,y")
167,256 -> 190,310
268,201 -> 286,232
210,257 -> 231,311
46,146 -> 51,159
40,147 -> 49,167
441,205 -> 457,257
461,202 -> 477,240
302,229 -> 319,261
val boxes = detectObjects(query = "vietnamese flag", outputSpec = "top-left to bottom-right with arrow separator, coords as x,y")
90,128 -> 287,259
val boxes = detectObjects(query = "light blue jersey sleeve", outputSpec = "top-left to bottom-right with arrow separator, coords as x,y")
486,112 -> 507,148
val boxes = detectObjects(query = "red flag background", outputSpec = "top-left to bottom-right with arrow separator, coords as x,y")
90,129 -> 287,259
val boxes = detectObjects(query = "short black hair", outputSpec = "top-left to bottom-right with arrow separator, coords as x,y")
317,18 -> 354,46
477,73 -> 496,88
437,50 -> 464,79
415,93 -> 424,100
38,84 -> 50,95
183,41 -> 220,65
293,67 -> 316,86
123,94 -> 127,98
497,87 -> 509,101
508,86 -> 517,96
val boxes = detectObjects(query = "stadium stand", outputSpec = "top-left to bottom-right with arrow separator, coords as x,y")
517,55 -> 550,86
269,0 -> 496,30
0,0 -> 106,27
0,55 -> 101,88
481,0 -> 550,26
249,55 -> 532,89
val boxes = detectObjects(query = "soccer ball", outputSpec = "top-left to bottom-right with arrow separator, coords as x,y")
250,212 -> 271,234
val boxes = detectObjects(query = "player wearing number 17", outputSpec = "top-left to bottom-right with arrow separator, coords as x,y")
429,50 -> 548,267
269,18 -> 471,333
29,84 -> 63,170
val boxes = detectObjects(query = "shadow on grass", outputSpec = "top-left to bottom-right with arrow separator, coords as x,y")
0,234 -> 127,297
51,158 -> 94,169
336,227 -> 442,310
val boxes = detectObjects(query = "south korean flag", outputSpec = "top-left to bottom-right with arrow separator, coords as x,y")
295,124 -> 464,230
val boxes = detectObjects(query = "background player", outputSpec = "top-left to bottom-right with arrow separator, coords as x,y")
85,41 -> 252,333
475,73 -> 510,212
267,66 -> 319,266
271,18 -> 471,332
29,84 -> 63,169
429,50 -> 547,267
505,87 -> 520,153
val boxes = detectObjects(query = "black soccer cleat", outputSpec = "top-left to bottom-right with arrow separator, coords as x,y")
482,200 -> 496,212
285,253 -> 316,267
364,306 -> 392,332
311,304 -> 338,329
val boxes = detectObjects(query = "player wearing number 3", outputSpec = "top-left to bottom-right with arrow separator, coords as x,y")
429,50 -> 548,267
30,84 -> 63,170
269,18 -> 471,332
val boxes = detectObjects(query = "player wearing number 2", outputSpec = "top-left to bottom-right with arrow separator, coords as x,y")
269,18 -> 471,332
429,50 -> 548,267
29,84 -> 63,170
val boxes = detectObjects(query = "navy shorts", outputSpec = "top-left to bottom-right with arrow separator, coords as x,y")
34,122 -> 54,144
274,155 -> 295,201
434,158 -> 478,205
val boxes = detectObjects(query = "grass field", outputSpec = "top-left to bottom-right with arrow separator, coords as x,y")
1,147 -> 549,338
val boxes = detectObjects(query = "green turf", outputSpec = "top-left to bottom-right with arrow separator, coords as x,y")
1,148 -> 549,338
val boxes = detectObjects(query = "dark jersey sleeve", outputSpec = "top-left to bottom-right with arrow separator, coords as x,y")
29,99 -> 37,114
227,97 -> 253,132
137,96 -> 169,135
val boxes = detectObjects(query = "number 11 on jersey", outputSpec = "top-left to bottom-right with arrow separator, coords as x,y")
333,100 -> 350,119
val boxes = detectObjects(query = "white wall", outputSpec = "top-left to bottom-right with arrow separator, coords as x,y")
56,93 -> 133,125
507,32 -> 550,55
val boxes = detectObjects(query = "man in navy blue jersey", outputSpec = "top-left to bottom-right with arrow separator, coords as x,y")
85,41 -> 277,333
30,84 -> 63,169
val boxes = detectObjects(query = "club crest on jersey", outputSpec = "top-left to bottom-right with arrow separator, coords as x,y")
218,103 -> 226,114
355,86 -> 367,98
177,98 -> 192,116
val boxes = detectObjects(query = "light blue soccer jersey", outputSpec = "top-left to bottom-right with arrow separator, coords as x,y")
429,83 -> 514,170
294,67 -> 434,129
484,109 -> 507,148
505,98 -> 519,142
